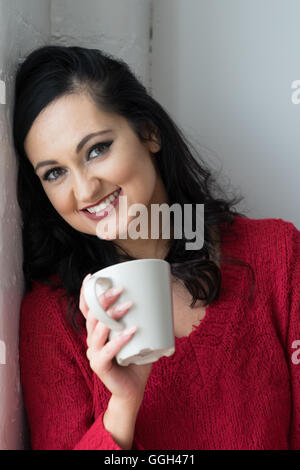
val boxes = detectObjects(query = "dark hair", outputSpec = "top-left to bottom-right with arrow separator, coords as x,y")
13,45 -> 255,332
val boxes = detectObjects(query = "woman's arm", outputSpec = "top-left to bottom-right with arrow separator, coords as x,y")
19,282 -> 139,450
102,395 -> 141,450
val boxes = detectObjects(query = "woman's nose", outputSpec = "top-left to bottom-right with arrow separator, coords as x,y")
72,171 -> 102,203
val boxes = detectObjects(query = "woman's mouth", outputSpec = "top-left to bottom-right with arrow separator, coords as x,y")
81,188 -> 122,221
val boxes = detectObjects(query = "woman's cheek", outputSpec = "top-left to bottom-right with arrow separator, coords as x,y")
46,188 -> 70,214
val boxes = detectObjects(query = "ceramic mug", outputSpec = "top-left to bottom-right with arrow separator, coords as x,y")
83,259 -> 175,366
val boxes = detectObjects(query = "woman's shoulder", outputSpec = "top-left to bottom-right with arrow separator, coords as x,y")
227,213 -> 298,235
21,275 -> 65,322
220,214 -> 299,296
20,274 -> 83,341
228,215 -> 299,343
19,274 -> 89,376
224,214 -> 299,257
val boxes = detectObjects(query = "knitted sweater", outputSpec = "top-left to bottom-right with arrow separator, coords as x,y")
19,215 -> 300,450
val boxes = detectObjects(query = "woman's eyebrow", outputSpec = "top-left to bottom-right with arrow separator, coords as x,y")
34,129 -> 113,172
76,129 -> 113,153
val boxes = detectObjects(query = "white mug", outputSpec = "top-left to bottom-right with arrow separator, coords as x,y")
83,259 -> 175,366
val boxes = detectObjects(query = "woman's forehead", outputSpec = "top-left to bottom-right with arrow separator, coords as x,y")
24,94 -> 125,153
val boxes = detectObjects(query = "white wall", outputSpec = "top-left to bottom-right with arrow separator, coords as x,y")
151,0 -> 300,229
50,0 -> 152,89
0,0 -> 51,450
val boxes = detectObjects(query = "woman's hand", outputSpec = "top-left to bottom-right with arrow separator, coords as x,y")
79,274 -> 152,407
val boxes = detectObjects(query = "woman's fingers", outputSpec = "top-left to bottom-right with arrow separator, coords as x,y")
86,299 -> 133,347
88,325 -> 137,375
107,300 -> 134,319
86,308 -> 103,347
86,300 -> 134,342
88,317 -> 110,351
79,273 -> 125,320
81,275 -> 136,373
98,285 -> 124,311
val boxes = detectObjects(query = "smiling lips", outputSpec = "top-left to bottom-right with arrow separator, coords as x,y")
81,189 -> 122,221
81,188 -> 121,212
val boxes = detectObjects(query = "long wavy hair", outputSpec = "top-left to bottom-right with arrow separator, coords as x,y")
13,45 -> 255,333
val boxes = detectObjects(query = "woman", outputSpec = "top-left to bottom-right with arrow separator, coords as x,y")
13,45 -> 300,450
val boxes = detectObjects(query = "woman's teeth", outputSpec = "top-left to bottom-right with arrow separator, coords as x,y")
86,189 -> 121,214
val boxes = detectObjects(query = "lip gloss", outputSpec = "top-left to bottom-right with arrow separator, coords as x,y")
81,189 -> 122,221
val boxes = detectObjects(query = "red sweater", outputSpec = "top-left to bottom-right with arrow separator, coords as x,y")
19,215 -> 300,450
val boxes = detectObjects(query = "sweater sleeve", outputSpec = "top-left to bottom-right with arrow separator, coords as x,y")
19,283 -> 122,450
286,224 -> 300,450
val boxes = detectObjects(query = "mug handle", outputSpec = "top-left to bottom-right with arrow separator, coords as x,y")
83,273 -> 124,332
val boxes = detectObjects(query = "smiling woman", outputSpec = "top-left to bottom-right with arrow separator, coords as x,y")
13,45 -> 249,319
13,45 -> 300,452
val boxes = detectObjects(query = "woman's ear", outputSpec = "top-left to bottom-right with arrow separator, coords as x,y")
149,135 -> 161,153
141,122 -> 161,153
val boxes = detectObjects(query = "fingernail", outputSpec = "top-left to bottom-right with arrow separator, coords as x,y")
119,325 -> 137,337
114,300 -> 134,313
106,286 -> 124,297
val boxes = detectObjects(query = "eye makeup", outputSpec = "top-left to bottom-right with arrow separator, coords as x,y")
41,140 -> 113,182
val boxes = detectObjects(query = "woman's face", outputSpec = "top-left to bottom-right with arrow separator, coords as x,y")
24,92 -> 166,242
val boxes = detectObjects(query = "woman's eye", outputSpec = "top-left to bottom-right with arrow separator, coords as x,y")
88,141 -> 113,160
42,167 -> 65,182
